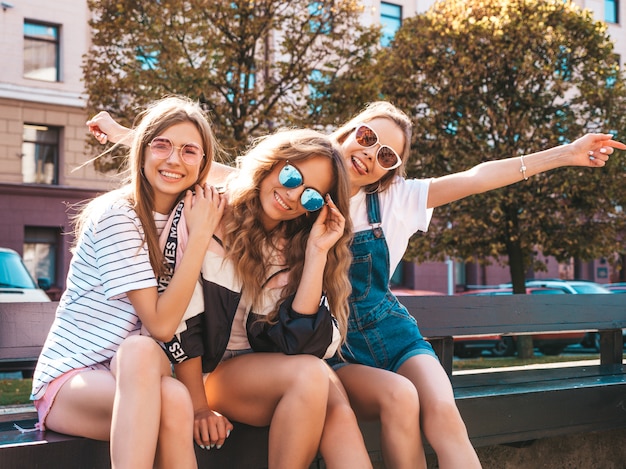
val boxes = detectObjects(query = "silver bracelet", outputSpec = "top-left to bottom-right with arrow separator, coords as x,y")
519,155 -> 528,181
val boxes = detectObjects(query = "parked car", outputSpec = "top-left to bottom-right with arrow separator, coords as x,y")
605,282 -> 626,294
390,288 -> 502,359
0,247 -> 51,302
498,279 -> 620,350
457,287 -> 586,357
506,279 -> 613,295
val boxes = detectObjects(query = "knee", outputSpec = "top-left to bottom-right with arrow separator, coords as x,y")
287,356 -> 329,402
116,335 -> 164,380
160,377 -> 194,429
425,396 -> 465,433
293,356 -> 328,383
381,379 -> 420,417
327,396 -> 358,426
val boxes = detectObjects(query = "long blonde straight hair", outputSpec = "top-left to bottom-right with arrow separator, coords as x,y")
74,96 -> 219,277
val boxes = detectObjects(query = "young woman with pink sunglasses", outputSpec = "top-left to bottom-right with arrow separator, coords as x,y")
32,96 -> 225,469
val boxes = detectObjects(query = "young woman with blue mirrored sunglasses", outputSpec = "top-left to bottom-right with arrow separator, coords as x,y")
278,162 -> 326,212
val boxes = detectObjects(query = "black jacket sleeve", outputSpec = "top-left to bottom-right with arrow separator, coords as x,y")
246,294 -> 335,358
160,314 -> 205,364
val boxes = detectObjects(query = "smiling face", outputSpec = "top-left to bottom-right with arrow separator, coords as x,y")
142,121 -> 205,213
340,117 -> 405,196
259,156 -> 333,231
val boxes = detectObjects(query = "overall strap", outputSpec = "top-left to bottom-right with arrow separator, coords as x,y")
365,192 -> 383,238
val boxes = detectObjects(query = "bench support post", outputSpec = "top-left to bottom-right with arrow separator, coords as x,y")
599,329 -> 623,366
429,336 -> 454,375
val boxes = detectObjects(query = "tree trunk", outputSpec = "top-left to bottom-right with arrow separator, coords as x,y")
515,336 -> 534,359
506,233 -> 534,358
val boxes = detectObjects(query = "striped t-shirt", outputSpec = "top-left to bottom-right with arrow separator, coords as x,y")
31,196 -> 167,400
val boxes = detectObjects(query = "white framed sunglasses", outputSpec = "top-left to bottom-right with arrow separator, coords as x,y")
354,123 -> 402,170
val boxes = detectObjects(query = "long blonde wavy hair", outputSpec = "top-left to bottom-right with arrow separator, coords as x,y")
330,101 -> 413,193
74,96 -> 220,277
222,128 -> 353,343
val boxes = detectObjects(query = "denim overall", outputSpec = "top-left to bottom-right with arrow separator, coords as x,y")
330,192 -> 437,372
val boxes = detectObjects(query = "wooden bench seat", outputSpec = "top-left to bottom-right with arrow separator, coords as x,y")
1,294 -> 625,468
0,416 -> 269,469
453,363 -> 626,447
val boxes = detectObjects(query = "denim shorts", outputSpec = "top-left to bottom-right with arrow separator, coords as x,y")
220,348 -> 254,363
329,302 -> 438,372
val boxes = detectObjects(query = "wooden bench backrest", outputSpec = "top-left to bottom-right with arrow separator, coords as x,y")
0,302 -> 57,361
395,293 -> 625,336
1,294 -> 624,365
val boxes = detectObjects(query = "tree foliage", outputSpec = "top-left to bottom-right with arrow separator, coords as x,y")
83,0 -> 380,171
379,0 -> 626,290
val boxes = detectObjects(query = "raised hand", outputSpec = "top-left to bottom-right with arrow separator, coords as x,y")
306,194 -> 346,254
86,111 -> 131,145
570,133 -> 626,167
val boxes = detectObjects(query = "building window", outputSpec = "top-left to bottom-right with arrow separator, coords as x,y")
380,2 -> 402,47
605,0 -> 618,23
24,21 -> 60,82
226,70 -> 256,104
136,46 -> 159,70
308,69 -> 331,114
309,1 -> 332,34
22,124 -> 60,185
23,227 -> 59,288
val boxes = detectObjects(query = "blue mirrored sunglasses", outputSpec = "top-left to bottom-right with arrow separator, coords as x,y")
278,163 -> 325,212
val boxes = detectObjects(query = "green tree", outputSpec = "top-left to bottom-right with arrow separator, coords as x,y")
83,0 -> 380,171
380,0 -> 626,295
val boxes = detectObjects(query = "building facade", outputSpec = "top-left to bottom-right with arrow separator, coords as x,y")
0,0 -> 623,296
0,1 -> 114,297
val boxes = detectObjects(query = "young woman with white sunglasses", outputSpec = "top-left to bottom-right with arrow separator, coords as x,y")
327,101 -> 625,469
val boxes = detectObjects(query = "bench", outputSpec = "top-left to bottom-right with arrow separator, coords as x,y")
360,294 -> 626,454
1,295 -> 625,468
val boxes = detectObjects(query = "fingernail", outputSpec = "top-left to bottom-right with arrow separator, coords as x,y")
226,430 -> 231,438
210,443 -> 215,449
600,147 -> 607,153
216,444 -> 222,450
199,445 -> 205,450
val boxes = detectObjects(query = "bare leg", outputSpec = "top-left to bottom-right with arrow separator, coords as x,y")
154,376 -> 197,469
45,370 -> 116,440
397,355 -> 481,469
319,368 -> 372,469
46,335 -> 196,469
205,353 -> 329,469
336,364 -> 426,469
